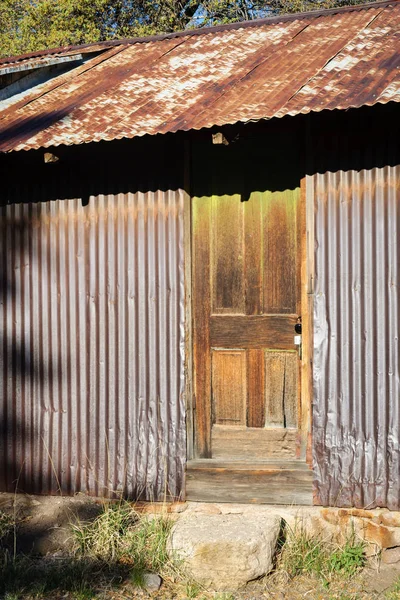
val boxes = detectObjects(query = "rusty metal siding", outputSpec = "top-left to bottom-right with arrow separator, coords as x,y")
0,179 -> 186,499
312,127 -> 400,509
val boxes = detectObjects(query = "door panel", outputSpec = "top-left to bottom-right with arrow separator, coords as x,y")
247,349 -> 265,428
192,135 -> 302,460
211,350 -> 247,425
244,192 -> 263,315
263,190 -> 299,313
265,351 -> 298,428
212,195 -> 244,313
210,315 -> 297,348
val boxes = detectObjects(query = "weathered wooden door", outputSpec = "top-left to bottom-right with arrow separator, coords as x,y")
192,132 -> 303,463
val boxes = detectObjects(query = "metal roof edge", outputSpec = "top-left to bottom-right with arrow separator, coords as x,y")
0,54 -> 83,76
4,98 -> 399,155
0,0 -> 397,67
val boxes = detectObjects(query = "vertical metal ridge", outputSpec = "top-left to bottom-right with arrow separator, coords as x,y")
0,205 -> 5,490
87,193 -> 96,495
313,135 -> 400,509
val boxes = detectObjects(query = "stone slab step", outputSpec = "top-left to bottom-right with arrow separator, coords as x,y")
168,512 -> 281,591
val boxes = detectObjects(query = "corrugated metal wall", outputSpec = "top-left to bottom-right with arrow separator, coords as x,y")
3,106 -> 400,507
312,118 -> 400,508
0,139 -> 186,500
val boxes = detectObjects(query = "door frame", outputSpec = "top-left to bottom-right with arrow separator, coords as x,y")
184,135 -> 314,465
184,136 -> 195,461
300,174 -> 314,464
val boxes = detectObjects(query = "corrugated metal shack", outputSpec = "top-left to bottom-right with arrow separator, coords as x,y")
0,0 -> 400,508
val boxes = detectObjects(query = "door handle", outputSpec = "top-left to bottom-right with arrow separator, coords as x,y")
294,316 -> 302,358
295,316 -> 302,335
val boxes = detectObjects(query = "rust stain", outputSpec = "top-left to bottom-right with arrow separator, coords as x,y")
338,508 -> 375,519
0,0 -> 399,152
363,521 -> 394,549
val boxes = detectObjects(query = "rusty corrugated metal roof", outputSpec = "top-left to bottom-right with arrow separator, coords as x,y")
0,0 -> 399,152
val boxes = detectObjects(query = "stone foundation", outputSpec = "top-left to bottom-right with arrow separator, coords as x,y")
166,502 -> 400,565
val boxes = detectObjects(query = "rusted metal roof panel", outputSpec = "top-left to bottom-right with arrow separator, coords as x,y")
0,1 -> 399,151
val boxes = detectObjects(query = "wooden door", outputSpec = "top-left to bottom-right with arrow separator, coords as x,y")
192,134 -> 303,461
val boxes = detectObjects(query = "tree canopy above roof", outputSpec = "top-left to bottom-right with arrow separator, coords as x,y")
0,0 -> 366,58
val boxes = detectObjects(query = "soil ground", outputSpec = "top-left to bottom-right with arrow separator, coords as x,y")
1,493 -> 400,600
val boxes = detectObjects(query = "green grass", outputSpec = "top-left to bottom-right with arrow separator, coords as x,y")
0,504 -> 375,599
129,566 -> 146,588
71,501 -> 136,561
69,582 -> 96,600
0,501 -> 176,599
328,539 -> 365,577
278,525 -> 366,584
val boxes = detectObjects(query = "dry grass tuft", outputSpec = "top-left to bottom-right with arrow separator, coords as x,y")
71,500 -> 175,575
0,502 -> 178,599
0,511 -> 14,542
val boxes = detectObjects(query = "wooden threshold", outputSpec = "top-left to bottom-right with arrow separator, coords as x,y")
212,425 -> 298,460
185,459 -> 313,505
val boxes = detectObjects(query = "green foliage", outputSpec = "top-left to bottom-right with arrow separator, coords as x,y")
279,526 -> 366,584
280,528 -> 328,578
329,538 -> 365,578
4,593 -> 21,600
0,0 -> 369,58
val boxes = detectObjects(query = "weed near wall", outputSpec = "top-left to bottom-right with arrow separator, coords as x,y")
71,501 -> 174,574
0,512 -> 13,541
0,503 -> 177,599
278,524 -> 366,584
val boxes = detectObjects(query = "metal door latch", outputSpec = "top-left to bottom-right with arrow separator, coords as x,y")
294,316 -> 302,358
295,316 -> 302,335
